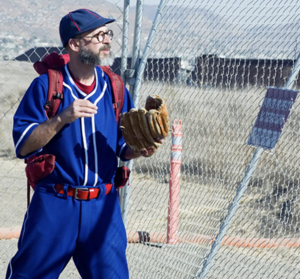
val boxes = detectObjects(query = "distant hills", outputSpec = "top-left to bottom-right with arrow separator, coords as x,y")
1,0 -> 300,60
0,0 -> 157,59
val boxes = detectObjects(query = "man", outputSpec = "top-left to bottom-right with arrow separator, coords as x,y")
6,8 -> 150,279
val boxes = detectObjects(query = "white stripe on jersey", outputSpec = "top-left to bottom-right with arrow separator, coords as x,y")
15,123 -> 39,152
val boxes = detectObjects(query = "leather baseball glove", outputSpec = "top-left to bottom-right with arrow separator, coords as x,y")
120,95 -> 169,157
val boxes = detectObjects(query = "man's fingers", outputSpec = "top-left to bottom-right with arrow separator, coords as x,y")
60,100 -> 98,123
77,99 -> 98,108
75,99 -> 98,111
78,111 -> 96,118
74,99 -> 98,116
78,107 -> 98,115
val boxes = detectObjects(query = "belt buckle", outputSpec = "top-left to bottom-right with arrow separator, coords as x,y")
74,187 -> 89,200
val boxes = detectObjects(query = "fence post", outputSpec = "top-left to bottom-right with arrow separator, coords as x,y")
132,0 -> 167,106
167,119 -> 182,244
197,147 -> 264,279
119,0 -> 144,226
120,0 -> 130,83
120,0 -> 167,225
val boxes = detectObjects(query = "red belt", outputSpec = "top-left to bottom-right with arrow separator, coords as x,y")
54,183 -> 113,200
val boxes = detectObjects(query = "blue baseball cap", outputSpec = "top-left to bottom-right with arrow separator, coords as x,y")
59,9 -> 115,47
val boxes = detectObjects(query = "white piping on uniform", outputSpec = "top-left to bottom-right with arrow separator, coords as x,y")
81,117 -> 88,186
63,82 -> 78,100
15,123 -> 39,152
94,81 -> 107,105
85,68 -> 98,100
92,78 -> 107,186
64,76 -> 89,185
65,65 -> 99,99
65,65 -> 85,98
91,115 -> 98,186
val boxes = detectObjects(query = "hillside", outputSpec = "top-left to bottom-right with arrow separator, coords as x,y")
0,0 -> 154,59
1,1 -> 299,60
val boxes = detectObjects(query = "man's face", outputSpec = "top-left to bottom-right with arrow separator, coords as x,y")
78,26 -> 115,66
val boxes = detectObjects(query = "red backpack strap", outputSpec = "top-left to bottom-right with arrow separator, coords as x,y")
26,53 -> 69,207
101,66 -> 125,125
33,52 -> 70,119
44,67 -> 64,119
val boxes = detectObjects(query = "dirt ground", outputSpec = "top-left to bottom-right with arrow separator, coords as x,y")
1,158 -> 300,279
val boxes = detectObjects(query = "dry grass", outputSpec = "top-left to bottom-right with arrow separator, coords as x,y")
0,60 -> 38,157
1,61 -> 300,278
132,80 -> 300,239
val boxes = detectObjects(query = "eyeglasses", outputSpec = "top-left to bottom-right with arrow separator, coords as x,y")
83,30 -> 114,43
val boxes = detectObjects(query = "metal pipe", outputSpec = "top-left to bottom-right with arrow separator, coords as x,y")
120,0 -> 144,226
129,0 -> 144,95
285,51 -> 300,89
132,0 -> 167,106
120,0 -> 166,224
119,0 -> 131,226
198,147 -> 264,279
120,0 -> 130,83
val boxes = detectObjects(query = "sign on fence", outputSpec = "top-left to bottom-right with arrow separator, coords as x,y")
247,87 -> 298,149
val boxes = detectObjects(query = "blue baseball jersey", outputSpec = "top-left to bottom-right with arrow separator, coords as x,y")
7,64 -> 131,278
13,64 -> 134,187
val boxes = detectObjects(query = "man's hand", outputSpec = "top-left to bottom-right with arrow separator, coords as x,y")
59,99 -> 98,124
124,137 -> 165,159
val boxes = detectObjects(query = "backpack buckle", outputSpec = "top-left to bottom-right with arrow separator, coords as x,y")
113,102 -> 119,109
54,93 -> 63,100
44,100 -> 51,109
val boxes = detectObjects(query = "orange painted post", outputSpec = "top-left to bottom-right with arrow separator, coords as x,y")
167,119 -> 182,244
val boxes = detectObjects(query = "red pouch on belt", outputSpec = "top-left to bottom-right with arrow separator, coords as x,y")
114,166 -> 131,189
25,154 -> 56,190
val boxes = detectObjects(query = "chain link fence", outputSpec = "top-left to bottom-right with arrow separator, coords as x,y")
1,0 -> 300,278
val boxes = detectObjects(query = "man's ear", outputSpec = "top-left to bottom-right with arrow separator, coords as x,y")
68,38 -> 80,52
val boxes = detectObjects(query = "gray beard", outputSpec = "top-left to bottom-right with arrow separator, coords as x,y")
79,46 -> 115,66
